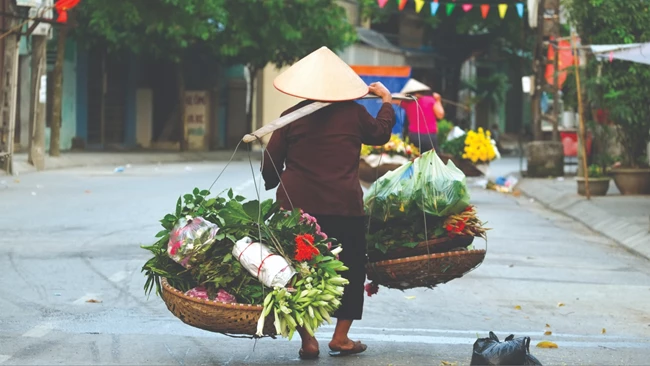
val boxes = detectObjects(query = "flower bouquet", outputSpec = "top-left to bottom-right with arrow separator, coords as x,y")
363,151 -> 489,291
440,127 -> 500,177
359,134 -> 420,184
142,188 -> 348,338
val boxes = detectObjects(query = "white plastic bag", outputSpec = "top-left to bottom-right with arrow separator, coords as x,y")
232,237 -> 296,288
447,126 -> 466,141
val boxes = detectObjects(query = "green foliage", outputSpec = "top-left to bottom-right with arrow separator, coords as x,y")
441,135 -> 466,158
217,0 -> 357,72
437,119 -> 454,145
567,0 -> 650,167
74,0 -> 227,61
587,164 -> 606,178
460,73 -> 512,107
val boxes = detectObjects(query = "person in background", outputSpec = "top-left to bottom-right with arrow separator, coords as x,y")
261,47 -> 395,359
393,79 -> 445,153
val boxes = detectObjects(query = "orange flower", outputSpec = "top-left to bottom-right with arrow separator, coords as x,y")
294,234 -> 319,261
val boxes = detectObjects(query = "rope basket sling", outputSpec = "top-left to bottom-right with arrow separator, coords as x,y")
161,278 -> 277,338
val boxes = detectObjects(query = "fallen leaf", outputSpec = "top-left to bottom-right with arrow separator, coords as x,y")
405,296 -> 416,300
558,302 -> 565,307
84,190 -> 91,194
546,323 -> 551,328
601,328 -> 606,334
86,299 -> 102,303
14,179 -> 20,183
514,305 -> 522,310
544,330 -> 552,336
536,341 -> 558,349
440,361 -> 457,366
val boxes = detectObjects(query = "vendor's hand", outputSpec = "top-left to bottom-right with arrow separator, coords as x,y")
369,82 -> 392,103
433,92 -> 442,101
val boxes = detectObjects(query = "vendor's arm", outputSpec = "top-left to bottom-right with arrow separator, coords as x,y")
360,82 -> 395,145
433,92 -> 445,119
261,127 -> 287,190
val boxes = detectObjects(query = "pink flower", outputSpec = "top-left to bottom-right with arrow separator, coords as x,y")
216,289 -> 237,303
169,241 -> 182,256
185,286 -> 209,300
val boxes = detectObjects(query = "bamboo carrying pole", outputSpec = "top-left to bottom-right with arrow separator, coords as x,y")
571,32 -> 591,199
242,94 -> 417,143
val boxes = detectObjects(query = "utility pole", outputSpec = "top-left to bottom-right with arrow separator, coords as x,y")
0,0 -> 20,175
530,0 -> 545,141
28,33 -> 46,170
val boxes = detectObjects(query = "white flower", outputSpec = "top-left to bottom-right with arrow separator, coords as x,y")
330,246 -> 343,256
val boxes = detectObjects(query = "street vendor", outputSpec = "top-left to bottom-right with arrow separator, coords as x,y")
393,78 -> 445,153
261,46 -> 395,359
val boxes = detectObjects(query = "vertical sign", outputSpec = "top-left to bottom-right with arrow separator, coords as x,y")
184,91 -> 210,151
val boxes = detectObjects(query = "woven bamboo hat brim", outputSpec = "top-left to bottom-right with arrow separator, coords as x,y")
273,46 -> 369,102
400,78 -> 432,95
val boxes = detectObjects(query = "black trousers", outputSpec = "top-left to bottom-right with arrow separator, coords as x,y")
313,215 -> 366,320
409,132 -> 440,154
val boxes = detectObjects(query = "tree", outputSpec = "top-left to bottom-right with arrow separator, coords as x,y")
359,0 -> 532,122
567,0 -> 650,168
72,0 -> 228,149
50,22 -> 70,157
216,0 -> 357,133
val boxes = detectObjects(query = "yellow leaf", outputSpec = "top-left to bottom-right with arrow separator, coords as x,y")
440,362 -> 457,366
514,305 -> 522,310
601,328 -> 606,334
536,341 -> 558,349
557,302 -> 565,307
405,296 -> 416,300
544,330 -> 552,336
86,299 -> 102,303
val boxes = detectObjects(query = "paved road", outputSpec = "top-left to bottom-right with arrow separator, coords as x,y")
1,161 -> 649,365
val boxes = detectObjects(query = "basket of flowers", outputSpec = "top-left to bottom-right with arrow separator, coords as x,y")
142,188 -> 349,339
363,151 -> 488,292
359,134 -> 420,183
440,127 -> 499,177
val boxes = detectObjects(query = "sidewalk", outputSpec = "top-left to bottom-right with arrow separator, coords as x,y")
517,176 -> 650,260
3,150 -> 261,176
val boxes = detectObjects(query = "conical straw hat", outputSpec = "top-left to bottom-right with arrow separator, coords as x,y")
273,46 -> 369,102
400,78 -> 432,95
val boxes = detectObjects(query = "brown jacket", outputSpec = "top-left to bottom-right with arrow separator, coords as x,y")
262,100 -> 395,217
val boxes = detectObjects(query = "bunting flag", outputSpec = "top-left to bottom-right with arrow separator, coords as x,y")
377,0 -> 389,9
516,2 -> 524,18
462,4 -> 473,12
446,2 -> 455,15
480,4 -> 490,18
398,0 -> 408,11
498,3 -> 508,18
431,1 -> 440,15
415,0 -> 426,13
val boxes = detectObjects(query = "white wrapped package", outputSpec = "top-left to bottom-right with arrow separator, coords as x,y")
232,237 -> 296,288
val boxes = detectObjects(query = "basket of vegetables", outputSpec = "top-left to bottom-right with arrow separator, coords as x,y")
363,151 -> 489,291
143,188 -> 349,339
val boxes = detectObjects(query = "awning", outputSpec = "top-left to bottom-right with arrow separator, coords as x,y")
591,43 -> 650,65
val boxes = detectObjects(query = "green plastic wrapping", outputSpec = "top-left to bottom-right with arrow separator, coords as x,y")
364,151 -> 470,221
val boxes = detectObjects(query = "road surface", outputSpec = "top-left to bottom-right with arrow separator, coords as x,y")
1,160 -> 649,365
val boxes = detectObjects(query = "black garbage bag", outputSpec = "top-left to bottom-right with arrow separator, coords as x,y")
470,332 -> 543,366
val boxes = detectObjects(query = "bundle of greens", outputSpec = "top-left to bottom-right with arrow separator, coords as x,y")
142,188 -> 349,338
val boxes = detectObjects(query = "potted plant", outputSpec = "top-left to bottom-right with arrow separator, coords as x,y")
567,0 -> 650,195
577,163 -> 611,196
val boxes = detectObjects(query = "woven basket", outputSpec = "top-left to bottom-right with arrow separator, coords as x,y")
160,278 -> 276,337
368,235 -> 475,262
359,159 -> 402,183
366,249 -> 486,290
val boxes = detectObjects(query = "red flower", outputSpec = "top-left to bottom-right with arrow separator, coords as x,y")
446,224 -> 454,232
455,221 -> 466,233
365,282 -> 379,297
169,241 -> 182,255
294,234 -> 319,262
464,205 -> 473,212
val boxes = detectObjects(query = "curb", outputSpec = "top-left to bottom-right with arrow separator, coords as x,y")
3,150 -> 262,177
517,179 -> 650,261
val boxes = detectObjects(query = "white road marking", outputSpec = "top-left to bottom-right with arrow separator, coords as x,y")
73,293 -> 101,305
0,355 -> 11,364
109,271 -> 129,283
22,323 -> 53,338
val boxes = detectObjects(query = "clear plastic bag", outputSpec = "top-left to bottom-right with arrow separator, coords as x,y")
364,151 -> 470,221
167,216 -> 219,268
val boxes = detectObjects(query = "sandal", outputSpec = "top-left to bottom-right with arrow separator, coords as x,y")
328,341 -> 368,357
298,349 -> 320,360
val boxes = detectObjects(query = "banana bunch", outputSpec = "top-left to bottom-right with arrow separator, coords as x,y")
255,252 -> 349,339
443,206 -> 489,239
